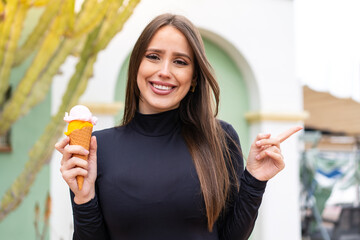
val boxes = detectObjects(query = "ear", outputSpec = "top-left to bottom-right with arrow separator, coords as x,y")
191,72 -> 197,85
190,79 -> 197,93
191,78 -> 197,86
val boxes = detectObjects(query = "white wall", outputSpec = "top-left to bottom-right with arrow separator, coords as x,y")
295,0 -> 360,102
51,0 -> 303,239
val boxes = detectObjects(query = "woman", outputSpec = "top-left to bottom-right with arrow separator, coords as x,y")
55,13 -> 302,240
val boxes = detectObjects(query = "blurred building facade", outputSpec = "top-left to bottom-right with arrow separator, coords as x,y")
0,0 -> 305,239
51,0 -> 304,239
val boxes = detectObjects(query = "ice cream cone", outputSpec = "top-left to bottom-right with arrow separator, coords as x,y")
64,105 -> 97,191
69,126 -> 93,190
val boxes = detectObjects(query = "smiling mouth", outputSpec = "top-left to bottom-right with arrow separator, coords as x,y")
151,83 -> 175,91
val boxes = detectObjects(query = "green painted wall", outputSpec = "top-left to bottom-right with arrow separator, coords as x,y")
115,37 -> 250,153
203,38 -> 250,154
114,56 -> 129,124
0,8 -> 50,240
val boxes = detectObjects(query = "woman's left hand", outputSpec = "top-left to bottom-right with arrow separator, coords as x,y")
246,126 -> 303,181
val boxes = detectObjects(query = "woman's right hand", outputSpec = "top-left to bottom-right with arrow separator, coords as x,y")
55,136 -> 98,204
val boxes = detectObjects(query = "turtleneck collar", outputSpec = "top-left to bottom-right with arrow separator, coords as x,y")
129,108 -> 180,137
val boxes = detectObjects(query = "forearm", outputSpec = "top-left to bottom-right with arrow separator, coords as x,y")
219,169 -> 267,240
71,192 -> 110,240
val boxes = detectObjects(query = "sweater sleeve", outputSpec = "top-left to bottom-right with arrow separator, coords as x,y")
70,189 -> 110,239
217,122 -> 267,240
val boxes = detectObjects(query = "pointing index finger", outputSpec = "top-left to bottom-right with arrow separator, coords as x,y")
277,126 -> 303,143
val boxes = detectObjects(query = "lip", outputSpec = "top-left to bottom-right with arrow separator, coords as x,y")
149,81 -> 176,95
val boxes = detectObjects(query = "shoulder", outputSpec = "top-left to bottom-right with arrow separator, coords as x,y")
218,120 -> 235,132
92,126 -> 126,145
218,120 -> 240,143
93,126 -> 118,138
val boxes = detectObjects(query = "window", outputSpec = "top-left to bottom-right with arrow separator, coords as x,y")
0,86 -> 12,152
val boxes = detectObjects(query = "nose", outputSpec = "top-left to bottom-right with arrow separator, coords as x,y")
158,60 -> 171,79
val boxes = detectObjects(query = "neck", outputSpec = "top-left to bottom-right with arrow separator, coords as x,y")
129,108 -> 180,137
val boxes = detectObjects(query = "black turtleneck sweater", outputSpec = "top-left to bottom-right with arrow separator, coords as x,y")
71,109 -> 267,240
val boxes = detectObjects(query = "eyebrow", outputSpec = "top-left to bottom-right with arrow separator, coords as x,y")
145,48 -> 192,62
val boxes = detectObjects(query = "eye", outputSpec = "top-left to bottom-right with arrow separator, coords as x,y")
174,59 -> 188,66
145,54 -> 159,61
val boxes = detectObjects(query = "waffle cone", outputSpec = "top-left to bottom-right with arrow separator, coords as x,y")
69,126 -> 93,190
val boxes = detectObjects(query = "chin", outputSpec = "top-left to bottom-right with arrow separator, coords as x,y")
152,104 -> 178,113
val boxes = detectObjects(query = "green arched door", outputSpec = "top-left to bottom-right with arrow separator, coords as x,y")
203,38 -> 250,153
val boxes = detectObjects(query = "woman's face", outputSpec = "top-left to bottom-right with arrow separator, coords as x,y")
137,26 -> 195,114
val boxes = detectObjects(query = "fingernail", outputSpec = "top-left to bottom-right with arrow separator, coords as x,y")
256,141 -> 261,146
84,150 -> 89,155
256,154 -> 260,160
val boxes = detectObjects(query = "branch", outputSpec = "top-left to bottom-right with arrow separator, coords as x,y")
13,0 -> 60,67
0,24 -> 100,221
0,0 -> 19,105
0,0 -> 70,135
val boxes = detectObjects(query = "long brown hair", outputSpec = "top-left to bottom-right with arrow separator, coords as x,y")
122,13 -> 240,231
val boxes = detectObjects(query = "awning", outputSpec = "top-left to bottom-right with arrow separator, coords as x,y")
304,86 -> 360,136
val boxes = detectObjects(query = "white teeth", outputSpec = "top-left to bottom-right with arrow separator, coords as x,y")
152,83 -> 173,90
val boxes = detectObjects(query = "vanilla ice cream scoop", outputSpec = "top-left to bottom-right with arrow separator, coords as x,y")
64,105 -> 97,125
